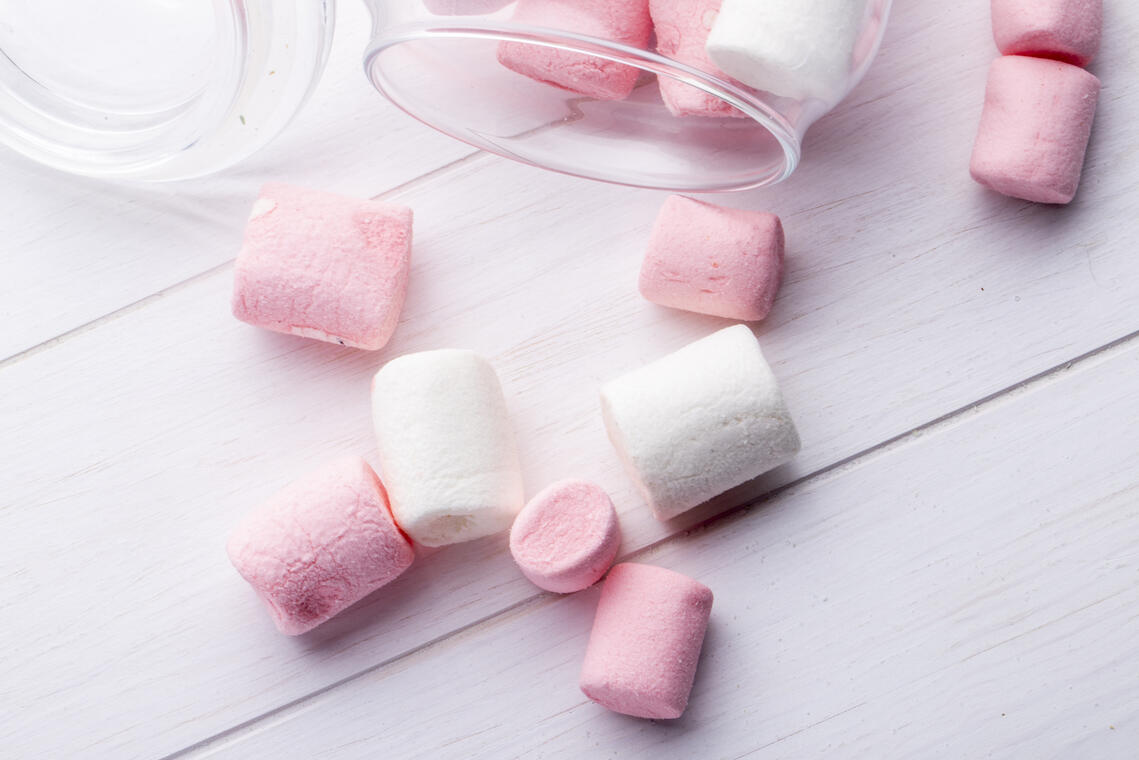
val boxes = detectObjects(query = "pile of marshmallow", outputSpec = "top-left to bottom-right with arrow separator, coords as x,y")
490,0 -> 876,113
227,183 -> 796,719
970,0 -> 1103,204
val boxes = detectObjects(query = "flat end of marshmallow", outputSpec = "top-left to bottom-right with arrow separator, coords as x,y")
510,480 -> 622,592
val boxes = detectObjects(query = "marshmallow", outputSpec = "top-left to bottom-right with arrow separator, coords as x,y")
706,0 -> 870,104
372,349 -> 525,547
227,457 -> 415,636
991,0 -> 1102,67
232,183 -> 413,351
580,563 -> 713,719
649,0 -> 745,118
970,56 -> 1100,205
601,325 -> 800,521
509,480 -> 621,593
497,0 -> 653,101
639,195 -> 784,322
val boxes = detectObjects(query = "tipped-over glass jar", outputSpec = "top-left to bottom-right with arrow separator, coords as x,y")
0,0 -> 891,190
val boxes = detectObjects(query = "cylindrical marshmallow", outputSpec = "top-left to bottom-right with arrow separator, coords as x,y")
497,0 -> 653,101
227,457 -> 415,636
991,0 -> 1102,67
232,183 -> 413,351
372,349 -> 525,547
580,563 -> 713,719
970,56 -> 1100,205
649,0 -> 745,118
706,0 -> 870,104
601,325 -> 800,521
639,195 -> 784,322
509,480 -> 621,593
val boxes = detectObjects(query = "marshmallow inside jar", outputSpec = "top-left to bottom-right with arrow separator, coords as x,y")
359,0 -> 893,191
707,0 -> 889,107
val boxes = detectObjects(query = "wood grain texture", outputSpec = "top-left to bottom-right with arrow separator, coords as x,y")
1,0 -> 1137,758
191,336 -> 1139,760
0,0 -> 474,360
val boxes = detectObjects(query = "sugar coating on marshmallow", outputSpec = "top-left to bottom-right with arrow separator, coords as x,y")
232,183 -> 413,351
971,56 -> 1100,205
509,480 -> 621,593
640,195 -> 784,322
498,0 -> 652,101
706,0 -> 870,104
991,0 -> 1102,67
227,457 -> 414,636
580,563 -> 713,719
601,325 -> 800,521
650,0 -> 745,118
372,349 -> 525,547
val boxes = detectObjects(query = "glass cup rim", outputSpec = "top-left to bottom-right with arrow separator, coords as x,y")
0,0 -> 334,181
364,20 -> 803,192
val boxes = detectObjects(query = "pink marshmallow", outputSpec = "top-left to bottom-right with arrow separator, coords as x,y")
649,0 -> 745,117
991,0 -> 1102,67
970,56 -> 1100,205
639,195 -> 785,322
509,480 -> 621,594
227,457 -> 414,636
580,563 -> 713,719
232,183 -> 413,351
497,0 -> 652,101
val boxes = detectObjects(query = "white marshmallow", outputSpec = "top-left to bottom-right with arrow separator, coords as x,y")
372,349 -> 525,547
600,325 -> 800,521
706,0 -> 869,104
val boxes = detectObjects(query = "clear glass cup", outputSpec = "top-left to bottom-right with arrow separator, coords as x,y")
0,0 -> 335,180
0,0 -> 891,189
365,0 -> 891,191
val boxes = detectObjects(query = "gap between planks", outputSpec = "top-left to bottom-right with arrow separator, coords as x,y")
0,149 -> 494,374
158,323 -> 1139,760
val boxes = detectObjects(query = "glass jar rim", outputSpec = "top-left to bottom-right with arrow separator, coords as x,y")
0,0 -> 334,181
365,20 -> 804,192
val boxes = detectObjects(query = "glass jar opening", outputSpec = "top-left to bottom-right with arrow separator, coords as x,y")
366,24 -> 803,192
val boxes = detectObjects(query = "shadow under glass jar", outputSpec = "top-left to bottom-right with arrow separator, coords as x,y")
0,0 -> 890,189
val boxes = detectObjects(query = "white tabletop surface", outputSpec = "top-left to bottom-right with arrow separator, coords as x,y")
2,2 -> 1138,758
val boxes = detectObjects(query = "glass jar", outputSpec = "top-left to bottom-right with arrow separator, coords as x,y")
0,0 -> 891,190
0,0 -> 335,180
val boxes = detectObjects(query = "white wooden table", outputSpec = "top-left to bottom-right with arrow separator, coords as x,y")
3,2 -> 1138,758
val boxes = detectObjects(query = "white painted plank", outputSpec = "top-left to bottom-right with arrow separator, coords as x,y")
2,124 -> 1138,756
2,1 -> 1138,758
0,0 -> 474,360
193,339 -> 1139,760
